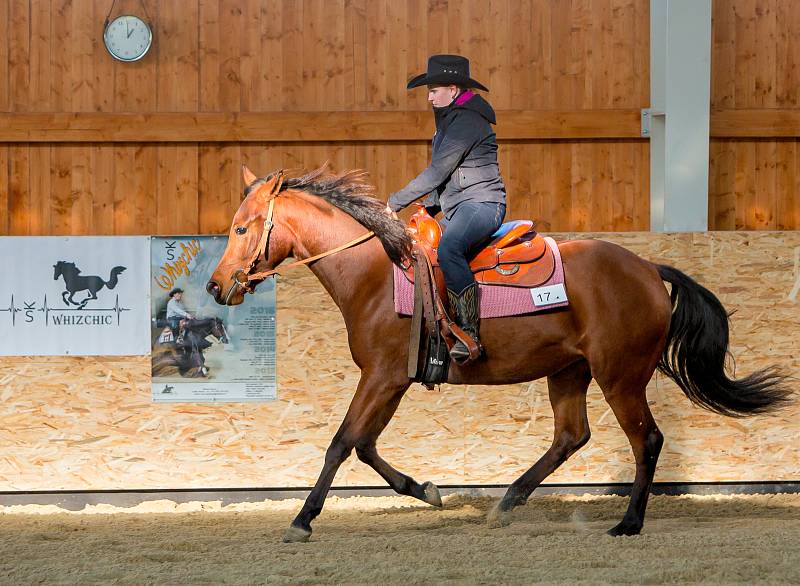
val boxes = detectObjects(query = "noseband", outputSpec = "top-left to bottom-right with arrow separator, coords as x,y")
225,172 -> 376,303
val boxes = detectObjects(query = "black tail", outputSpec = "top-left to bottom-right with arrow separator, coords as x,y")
106,266 -> 127,290
656,265 -> 792,417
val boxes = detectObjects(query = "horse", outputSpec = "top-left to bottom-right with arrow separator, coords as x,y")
206,166 -> 790,543
53,260 -> 126,309
152,316 -> 228,378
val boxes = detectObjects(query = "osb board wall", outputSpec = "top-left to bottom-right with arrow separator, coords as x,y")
0,231 -> 798,491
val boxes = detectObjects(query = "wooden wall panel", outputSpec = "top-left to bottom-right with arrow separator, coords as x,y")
0,1 -> 653,113
709,0 -> 800,230
0,2 -> 8,113
7,144 -> 29,234
91,145 -> 115,233
8,0 -> 29,113
29,1 -> 53,112
0,1 -> 653,235
3,140 -> 639,235
28,145 -> 52,236
69,146 -> 92,235
157,2 -> 199,112
0,147 -> 7,233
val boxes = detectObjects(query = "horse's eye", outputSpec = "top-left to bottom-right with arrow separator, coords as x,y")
235,226 -> 247,235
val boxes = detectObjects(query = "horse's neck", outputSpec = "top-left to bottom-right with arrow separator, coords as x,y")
62,266 -> 79,280
285,201 -> 391,323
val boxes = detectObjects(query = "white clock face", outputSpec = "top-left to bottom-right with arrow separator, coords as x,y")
104,15 -> 152,62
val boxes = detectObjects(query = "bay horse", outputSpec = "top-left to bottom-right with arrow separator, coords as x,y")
206,166 -> 790,543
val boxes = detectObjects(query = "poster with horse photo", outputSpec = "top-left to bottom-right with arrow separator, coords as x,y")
150,236 -> 276,402
0,236 -> 150,356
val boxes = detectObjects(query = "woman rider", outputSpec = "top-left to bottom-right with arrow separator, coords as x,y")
386,54 -> 506,363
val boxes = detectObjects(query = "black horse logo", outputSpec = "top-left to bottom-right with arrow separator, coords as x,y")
53,261 -> 127,309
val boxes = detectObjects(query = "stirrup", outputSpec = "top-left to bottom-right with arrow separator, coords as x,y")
449,336 -> 482,364
449,341 -> 470,363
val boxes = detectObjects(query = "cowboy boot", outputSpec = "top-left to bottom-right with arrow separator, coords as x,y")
446,282 -> 482,363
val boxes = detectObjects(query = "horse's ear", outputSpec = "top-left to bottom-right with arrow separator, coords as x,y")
242,165 -> 257,187
253,171 -> 285,203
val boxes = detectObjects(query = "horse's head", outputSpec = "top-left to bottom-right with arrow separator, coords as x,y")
207,166 -> 293,306
53,261 -> 75,280
210,316 -> 229,344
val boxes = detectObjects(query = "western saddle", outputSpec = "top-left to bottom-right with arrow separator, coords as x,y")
403,205 -> 556,290
403,204 -> 556,385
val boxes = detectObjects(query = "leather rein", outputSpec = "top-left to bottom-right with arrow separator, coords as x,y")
225,174 -> 376,304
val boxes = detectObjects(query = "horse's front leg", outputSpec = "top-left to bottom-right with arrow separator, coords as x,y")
353,391 -> 442,507
283,372 -> 416,543
67,290 -> 82,307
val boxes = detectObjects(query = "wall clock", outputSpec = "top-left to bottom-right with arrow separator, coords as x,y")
103,14 -> 153,62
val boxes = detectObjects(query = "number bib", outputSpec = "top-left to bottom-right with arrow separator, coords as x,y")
530,283 -> 568,307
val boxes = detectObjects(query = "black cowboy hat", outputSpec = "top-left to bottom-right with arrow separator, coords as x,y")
407,54 -> 489,92
169,288 -> 184,298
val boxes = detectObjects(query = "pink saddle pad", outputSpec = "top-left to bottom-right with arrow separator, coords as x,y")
393,236 -> 569,319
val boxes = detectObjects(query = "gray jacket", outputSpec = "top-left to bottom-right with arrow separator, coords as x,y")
387,92 -> 506,219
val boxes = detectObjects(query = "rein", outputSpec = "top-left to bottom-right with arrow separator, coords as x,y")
226,174 -> 376,302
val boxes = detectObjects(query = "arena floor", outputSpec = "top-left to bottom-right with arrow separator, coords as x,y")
0,492 -> 798,584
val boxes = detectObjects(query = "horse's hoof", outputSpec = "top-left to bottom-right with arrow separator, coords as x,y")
607,520 -> 642,537
422,481 -> 442,507
486,502 -> 513,528
281,525 -> 312,543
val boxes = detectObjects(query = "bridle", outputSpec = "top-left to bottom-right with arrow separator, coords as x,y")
224,172 -> 376,304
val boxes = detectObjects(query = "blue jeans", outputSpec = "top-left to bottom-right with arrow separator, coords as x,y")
438,201 -> 506,293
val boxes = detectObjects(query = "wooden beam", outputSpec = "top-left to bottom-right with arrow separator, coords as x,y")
498,110 -> 642,139
0,110 -> 643,143
711,109 -> 800,138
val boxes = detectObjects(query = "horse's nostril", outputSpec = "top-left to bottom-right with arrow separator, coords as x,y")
206,280 -> 221,296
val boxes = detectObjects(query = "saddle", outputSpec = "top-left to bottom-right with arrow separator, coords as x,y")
403,205 -> 555,387
403,205 -> 556,289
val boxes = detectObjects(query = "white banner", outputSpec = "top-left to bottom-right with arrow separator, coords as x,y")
0,237 -> 151,356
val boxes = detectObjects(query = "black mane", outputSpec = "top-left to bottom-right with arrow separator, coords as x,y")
248,167 -> 412,266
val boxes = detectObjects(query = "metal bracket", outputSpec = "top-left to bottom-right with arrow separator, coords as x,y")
641,108 -> 665,137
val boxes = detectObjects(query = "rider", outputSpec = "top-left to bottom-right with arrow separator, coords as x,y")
386,54 -> 506,363
166,288 -> 194,345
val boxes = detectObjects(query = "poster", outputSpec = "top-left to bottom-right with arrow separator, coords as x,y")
0,236 -> 150,356
150,236 -> 277,402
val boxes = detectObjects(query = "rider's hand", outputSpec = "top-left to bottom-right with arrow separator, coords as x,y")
384,204 -> 398,220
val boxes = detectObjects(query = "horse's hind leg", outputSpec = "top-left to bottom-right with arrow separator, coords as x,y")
598,377 -> 663,536
488,360 -> 592,528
